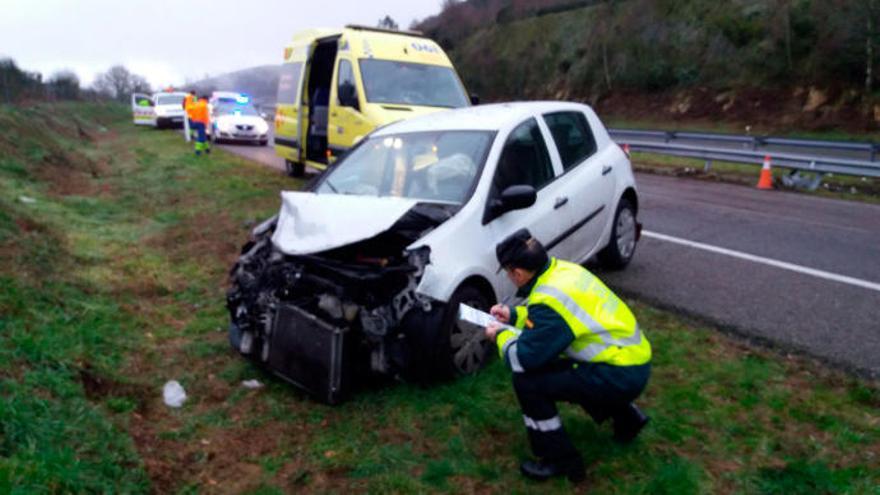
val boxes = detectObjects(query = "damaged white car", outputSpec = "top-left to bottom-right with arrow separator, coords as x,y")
226,101 -> 641,403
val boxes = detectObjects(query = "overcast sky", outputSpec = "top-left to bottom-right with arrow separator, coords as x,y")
0,0 -> 443,88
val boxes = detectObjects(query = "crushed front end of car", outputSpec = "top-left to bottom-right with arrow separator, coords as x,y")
226,193 -> 462,404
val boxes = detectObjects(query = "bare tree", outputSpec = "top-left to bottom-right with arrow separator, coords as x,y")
130,74 -> 151,94
47,70 -> 80,100
92,65 -> 152,101
377,15 -> 399,30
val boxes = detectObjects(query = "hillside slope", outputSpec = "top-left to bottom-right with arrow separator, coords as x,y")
189,64 -> 281,105
419,0 -> 880,130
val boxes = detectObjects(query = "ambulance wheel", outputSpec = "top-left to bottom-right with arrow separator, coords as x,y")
442,285 -> 494,377
598,197 -> 638,270
285,160 -> 304,178
259,139 -> 268,147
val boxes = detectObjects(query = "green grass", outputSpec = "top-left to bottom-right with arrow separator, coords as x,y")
0,102 -> 878,493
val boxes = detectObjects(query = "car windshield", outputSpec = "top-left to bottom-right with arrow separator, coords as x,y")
214,104 -> 259,116
156,94 -> 184,105
315,130 -> 494,204
359,59 -> 469,108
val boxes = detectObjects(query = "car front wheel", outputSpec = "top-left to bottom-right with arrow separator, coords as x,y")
443,285 -> 494,377
285,159 -> 305,177
597,197 -> 638,270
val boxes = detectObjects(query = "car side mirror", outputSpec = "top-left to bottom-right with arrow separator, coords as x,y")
260,112 -> 268,119
486,184 -> 536,222
470,93 -> 480,106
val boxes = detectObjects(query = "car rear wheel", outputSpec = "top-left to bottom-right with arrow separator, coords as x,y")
443,285 -> 494,376
597,197 -> 638,270
285,159 -> 305,177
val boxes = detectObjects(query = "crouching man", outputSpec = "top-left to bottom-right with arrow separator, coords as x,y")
485,229 -> 652,483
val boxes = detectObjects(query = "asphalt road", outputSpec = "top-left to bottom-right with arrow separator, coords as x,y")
215,132 -> 286,172
591,174 -> 880,378
217,138 -> 880,377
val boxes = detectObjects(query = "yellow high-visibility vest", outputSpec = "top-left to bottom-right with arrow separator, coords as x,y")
499,258 -> 651,367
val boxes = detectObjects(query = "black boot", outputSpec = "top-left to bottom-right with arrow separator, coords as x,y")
520,457 -> 585,483
613,403 -> 649,442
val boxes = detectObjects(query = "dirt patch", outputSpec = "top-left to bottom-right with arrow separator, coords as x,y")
127,389 -> 315,494
597,86 -> 879,134
147,210 -> 247,269
30,143 -> 112,197
79,365 -> 153,414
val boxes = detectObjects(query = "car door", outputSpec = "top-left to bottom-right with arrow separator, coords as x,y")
328,57 -> 372,160
131,93 -> 154,126
482,117 -> 582,264
542,110 -> 615,262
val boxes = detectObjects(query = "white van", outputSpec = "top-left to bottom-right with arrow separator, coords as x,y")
130,91 -> 187,128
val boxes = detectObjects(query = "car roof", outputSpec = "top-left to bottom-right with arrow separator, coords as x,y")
372,101 -> 592,136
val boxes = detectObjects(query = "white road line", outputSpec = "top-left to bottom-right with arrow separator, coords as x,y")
643,230 -> 880,293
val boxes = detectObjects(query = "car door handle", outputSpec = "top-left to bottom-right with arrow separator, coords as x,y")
602,165 -> 613,176
554,197 -> 568,209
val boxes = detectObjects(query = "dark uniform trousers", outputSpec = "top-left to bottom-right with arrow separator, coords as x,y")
512,361 -> 651,462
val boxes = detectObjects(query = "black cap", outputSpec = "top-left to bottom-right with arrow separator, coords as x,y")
496,228 -> 547,273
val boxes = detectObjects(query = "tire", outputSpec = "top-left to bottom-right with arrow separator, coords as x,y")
597,197 -> 638,270
259,139 -> 268,147
441,285 -> 495,377
285,159 -> 305,177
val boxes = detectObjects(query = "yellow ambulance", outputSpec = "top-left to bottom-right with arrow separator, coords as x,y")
274,25 -> 472,177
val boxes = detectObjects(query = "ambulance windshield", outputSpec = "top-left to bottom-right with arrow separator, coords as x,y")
359,59 -> 469,108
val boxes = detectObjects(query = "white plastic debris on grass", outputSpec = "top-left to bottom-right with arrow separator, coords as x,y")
163,380 -> 187,408
241,379 -> 264,389
18,196 -> 36,204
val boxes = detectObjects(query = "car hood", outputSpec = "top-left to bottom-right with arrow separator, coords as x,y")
271,192 -> 421,255
215,115 -> 266,127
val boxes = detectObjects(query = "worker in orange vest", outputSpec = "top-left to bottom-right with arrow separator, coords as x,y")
183,90 -> 197,141
190,95 -> 211,156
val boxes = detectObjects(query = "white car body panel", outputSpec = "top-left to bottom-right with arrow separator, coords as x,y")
274,101 -> 638,304
213,114 -> 269,141
272,192 -> 419,255
152,92 -> 187,127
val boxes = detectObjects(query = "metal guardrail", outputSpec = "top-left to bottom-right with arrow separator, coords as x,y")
619,140 -> 880,190
609,128 -> 880,161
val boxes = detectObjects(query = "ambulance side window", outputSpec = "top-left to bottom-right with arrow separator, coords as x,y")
337,60 -> 359,110
277,62 -> 303,104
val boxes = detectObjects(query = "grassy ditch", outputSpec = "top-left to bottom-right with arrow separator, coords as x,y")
0,103 -> 878,493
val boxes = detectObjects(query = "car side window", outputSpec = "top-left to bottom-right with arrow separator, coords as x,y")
337,59 -> 358,109
543,111 -> 597,171
492,118 -> 555,193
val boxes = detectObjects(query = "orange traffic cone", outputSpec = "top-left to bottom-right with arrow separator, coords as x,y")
757,155 -> 773,190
